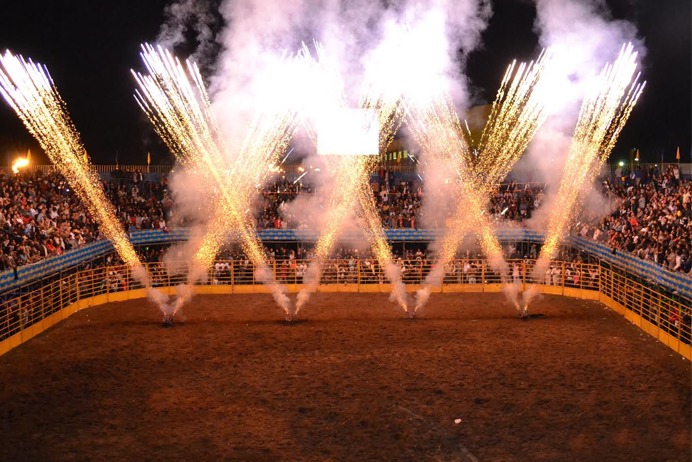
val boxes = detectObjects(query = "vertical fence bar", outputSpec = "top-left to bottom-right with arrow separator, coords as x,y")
230,260 -> 235,291
76,269 -> 81,304
640,283 -> 645,323
17,296 -> 23,337
59,275 -> 65,309
357,259 -> 361,291
40,284 -> 46,321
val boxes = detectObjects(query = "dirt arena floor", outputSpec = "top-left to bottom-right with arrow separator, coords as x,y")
0,292 -> 690,462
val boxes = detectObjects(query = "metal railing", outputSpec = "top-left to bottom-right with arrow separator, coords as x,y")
1,258 -> 689,357
599,264 -> 691,343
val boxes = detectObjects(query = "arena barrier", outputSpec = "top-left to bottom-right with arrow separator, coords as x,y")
1,259 -> 689,359
0,227 -> 688,300
572,236 -> 692,300
0,227 -> 545,292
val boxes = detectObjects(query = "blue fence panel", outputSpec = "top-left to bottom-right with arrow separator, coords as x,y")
0,240 -> 112,292
571,236 -> 692,299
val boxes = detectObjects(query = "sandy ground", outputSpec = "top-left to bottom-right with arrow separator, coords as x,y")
0,292 -> 689,462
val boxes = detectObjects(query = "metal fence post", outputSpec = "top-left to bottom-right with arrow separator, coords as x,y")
230,260 -> 235,290
357,259 -> 361,291
40,284 -> 46,321
17,296 -> 24,336
76,269 -> 81,304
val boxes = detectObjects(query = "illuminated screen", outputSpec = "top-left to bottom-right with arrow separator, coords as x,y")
317,108 -> 379,156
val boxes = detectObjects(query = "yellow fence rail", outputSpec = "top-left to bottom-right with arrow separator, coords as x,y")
0,259 -> 689,359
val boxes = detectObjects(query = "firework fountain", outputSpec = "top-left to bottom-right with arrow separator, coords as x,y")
292,43 -> 409,318
358,75 -> 410,317
410,52 -> 553,314
0,50 -> 169,316
521,43 -> 645,316
132,44 -> 298,321
0,33 -> 643,324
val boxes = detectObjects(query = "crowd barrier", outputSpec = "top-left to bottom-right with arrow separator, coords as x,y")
572,236 -> 692,299
0,227 -> 688,298
1,258 -> 689,359
0,228 -> 542,292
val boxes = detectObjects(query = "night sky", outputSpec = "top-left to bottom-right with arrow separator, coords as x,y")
0,0 -> 689,165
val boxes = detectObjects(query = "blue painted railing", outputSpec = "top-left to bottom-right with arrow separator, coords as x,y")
571,236 -> 691,299
0,228 -> 688,298
0,240 -> 112,292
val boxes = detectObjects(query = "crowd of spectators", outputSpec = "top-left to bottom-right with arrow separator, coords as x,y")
576,165 -> 692,275
487,182 -> 545,221
371,174 -> 423,229
0,169 -> 169,272
257,173 -> 545,230
255,179 -> 311,229
0,164 -> 689,279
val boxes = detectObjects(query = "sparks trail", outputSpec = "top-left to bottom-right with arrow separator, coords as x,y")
295,155 -> 408,317
293,43 -> 407,317
295,155 -> 368,314
355,173 -> 409,315
292,154 -> 409,316
0,50 -> 169,315
356,78 -> 409,315
523,43 -> 645,314
133,44 -> 298,318
409,52 -> 552,313
405,95 -> 477,312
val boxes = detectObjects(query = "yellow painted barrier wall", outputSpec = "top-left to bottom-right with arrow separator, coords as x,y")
0,259 -> 689,359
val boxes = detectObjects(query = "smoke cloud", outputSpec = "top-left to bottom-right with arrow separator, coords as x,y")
152,0 -> 494,316
525,0 -> 643,209
207,0 -> 494,246
157,0 -> 221,69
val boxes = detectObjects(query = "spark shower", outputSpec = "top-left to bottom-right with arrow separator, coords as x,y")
0,38 -> 644,322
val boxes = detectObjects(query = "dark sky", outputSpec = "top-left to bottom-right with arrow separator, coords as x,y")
0,0 -> 689,165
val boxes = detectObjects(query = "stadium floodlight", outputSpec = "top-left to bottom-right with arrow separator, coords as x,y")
317,108 -> 379,156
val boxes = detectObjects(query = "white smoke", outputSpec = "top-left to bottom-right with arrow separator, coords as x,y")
386,0 -> 492,216
362,0 -> 491,108
525,0 -> 643,213
520,0 -> 644,314
166,167 -> 216,226
151,0 -> 494,317
161,167 -> 217,286
158,0 -> 220,68
131,263 -> 172,320
206,0 -> 493,155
